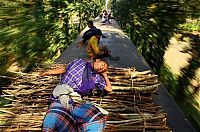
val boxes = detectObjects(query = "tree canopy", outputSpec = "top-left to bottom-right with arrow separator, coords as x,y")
0,0 -> 105,73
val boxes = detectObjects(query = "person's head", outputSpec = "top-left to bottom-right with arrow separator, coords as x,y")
93,59 -> 109,73
95,29 -> 103,40
87,20 -> 94,28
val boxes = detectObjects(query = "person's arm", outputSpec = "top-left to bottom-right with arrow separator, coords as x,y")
39,67 -> 66,76
101,72 -> 112,92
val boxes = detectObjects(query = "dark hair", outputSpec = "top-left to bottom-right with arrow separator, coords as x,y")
87,20 -> 93,26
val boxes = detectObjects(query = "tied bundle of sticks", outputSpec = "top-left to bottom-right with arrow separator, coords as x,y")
0,65 -> 171,131
108,67 -> 159,93
0,64 -> 62,131
84,94 -> 171,132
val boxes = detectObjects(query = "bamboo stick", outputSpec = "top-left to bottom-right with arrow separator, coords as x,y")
3,128 -> 42,131
111,84 -> 159,91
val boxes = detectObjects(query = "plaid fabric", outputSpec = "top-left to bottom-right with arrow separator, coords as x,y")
42,103 -> 77,132
71,102 -> 105,123
43,102 -> 107,132
78,118 -> 107,132
61,59 -> 106,93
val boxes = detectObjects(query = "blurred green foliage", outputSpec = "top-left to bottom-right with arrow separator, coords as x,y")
111,0 -> 186,74
0,0 -> 199,130
180,19 -> 200,32
111,0 -> 199,130
0,0 -> 104,73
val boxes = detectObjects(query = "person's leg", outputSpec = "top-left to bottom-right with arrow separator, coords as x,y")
101,19 -> 107,23
100,45 -> 111,57
108,18 -> 111,23
72,102 -> 107,132
43,103 -> 77,132
72,102 -> 106,121
78,118 -> 107,132
43,112 -> 57,132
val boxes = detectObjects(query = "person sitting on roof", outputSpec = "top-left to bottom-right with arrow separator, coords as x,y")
101,10 -> 111,24
86,29 -> 111,60
101,10 -> 108,23
40,58 -> 112,132
78,20 -> 98,47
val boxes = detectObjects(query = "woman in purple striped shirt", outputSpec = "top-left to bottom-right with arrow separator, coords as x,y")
40,58 -> 112,132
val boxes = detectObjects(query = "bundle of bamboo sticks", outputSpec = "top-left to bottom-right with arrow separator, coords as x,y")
0,74 -> 57,132
0,66 -> 170,131
108,67 -> 159,93
85,94 -> 170,131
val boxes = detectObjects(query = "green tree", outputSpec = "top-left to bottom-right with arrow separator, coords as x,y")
111,0 -> 199,130
0,0 -> 104,73
111,0 -> 186,74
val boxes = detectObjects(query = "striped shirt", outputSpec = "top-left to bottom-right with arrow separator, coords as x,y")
61,59 -> 106,94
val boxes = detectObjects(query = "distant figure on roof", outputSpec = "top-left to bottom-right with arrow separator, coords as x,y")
78,20 -> 98,47
101,10 -> 111,24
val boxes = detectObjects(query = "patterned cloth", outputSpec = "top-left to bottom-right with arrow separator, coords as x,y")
78,118 -> 106,132
71,102 -> 105,123
43,103 -> 77,132
61,59 -> 106,95
43,102 -> 107,132
78,62 -> 96,96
